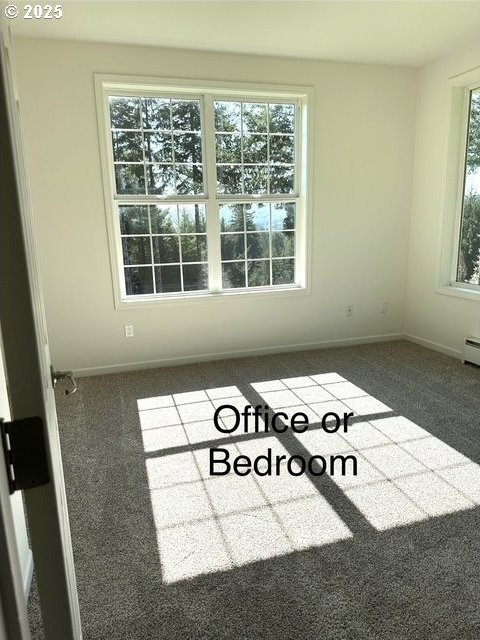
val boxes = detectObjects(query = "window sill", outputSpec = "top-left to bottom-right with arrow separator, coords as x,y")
115,285 -> 310,310
435,284 -> 480,302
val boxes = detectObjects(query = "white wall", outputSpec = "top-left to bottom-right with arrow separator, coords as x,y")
405,40 -> 480,356
14,38 -> 417,373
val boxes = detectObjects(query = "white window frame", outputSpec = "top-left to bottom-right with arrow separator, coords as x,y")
437,67 -> 480,301
94,74 -> 313,308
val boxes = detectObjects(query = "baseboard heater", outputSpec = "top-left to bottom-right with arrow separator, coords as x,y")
463,336 -> 480,366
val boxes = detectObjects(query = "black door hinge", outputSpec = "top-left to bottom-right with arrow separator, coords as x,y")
0,416 -> 50,494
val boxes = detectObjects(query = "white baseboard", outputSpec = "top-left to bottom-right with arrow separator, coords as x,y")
73,332 -> 404,377
403,333 -> 462,359
22,548 -> 33,597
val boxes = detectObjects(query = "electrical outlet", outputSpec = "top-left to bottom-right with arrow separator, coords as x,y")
345,304 -> 354,318
125,325 -> 134,338
380,302 -> 389,314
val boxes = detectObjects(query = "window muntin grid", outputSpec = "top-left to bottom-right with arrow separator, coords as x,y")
120,204 -> 208,295
214,100 -> 296,196
109,97 -> 204,197
219,202 -> 296,289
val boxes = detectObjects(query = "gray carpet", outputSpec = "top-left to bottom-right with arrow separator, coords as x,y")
28,340 -> 480,639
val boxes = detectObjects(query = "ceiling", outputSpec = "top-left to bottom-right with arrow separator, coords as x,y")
9,1 -> 480,67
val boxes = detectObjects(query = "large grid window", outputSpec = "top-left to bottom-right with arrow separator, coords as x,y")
100,80 -> 308,301
456,88 -> 480,288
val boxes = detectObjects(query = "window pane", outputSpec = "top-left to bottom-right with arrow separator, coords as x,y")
272,231 -> 295,257
146,164 -> 175,195
150,206 -> 179,234
155,265 -> 182,293
124,267 -> 153,295
243,166 -> 268,194
222,262 -> 245,288
109,96 -> 141,129
270,166 -> 294,194
181,235 -> 208,262
247,260 -> 270,287
179,204 -> 207,233
111,96 -> 205,197
217,165 -> 242,194
245,203 -> 270,231
271,203 -> 295,230
152,236 -> 180,264
144,132 -> 173,162
215,101 -> 241,132
269,104 -> 295,134
216,134 -> 242,163
270,135 -> 295,164
175,164 -> 203,195
112,131 -> 143,162
214,100 -> 296,196
171,100 -> 201,131
119,205 -> 149,235
272,259 -> 295,285
142,98 -> 171,130
220,204 -> 245,232
120,202 -> 209,296
221,234 -> 245,260
122,237 -> 151,265
219,201 -> 296,291
183,264 -> 208,291
174,133 -> 202,163
243,103 -> 267,133
243,135 -> 267,163
247,232 -> 269,259
457,89 -> 480,285
115,165 -> 145,195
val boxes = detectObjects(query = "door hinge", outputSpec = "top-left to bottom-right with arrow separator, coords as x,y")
0,416 -> 50,494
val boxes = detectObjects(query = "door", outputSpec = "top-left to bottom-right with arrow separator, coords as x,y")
0,335 -> 31,640
0,21 -> 82,640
